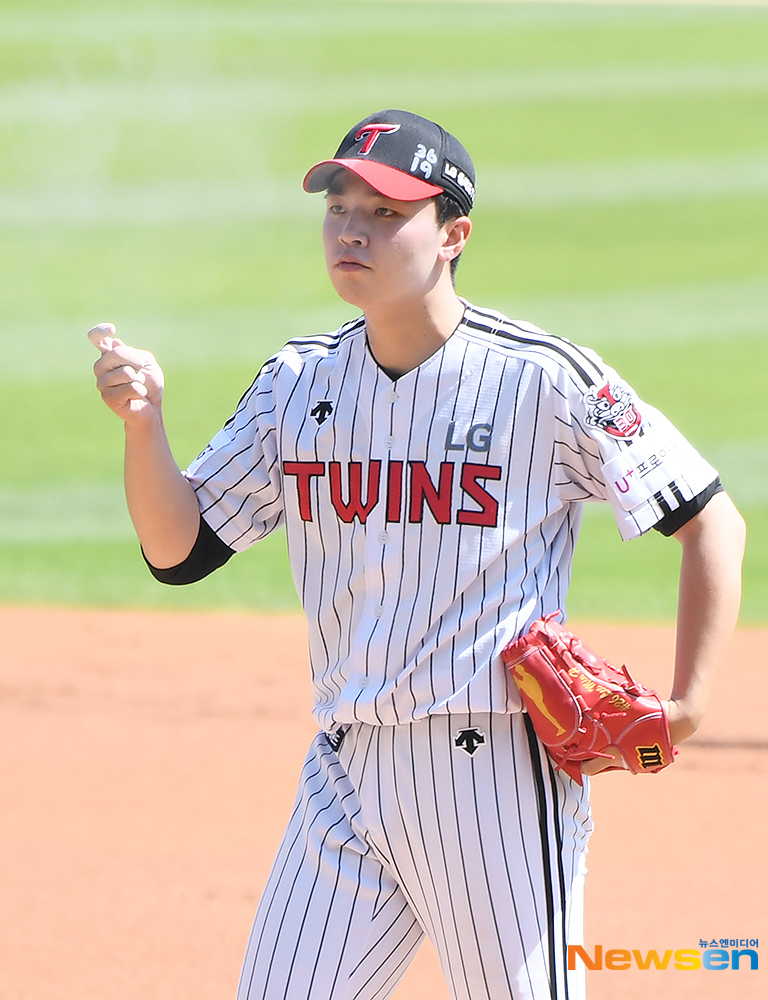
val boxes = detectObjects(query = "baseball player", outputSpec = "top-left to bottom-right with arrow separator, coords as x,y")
90,110 -> 745,1000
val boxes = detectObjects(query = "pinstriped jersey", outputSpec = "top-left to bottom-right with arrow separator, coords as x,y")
184,301 -> 717,729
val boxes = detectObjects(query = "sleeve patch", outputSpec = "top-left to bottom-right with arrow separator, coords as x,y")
601,428 -> 693,512
584,381 -> 642,439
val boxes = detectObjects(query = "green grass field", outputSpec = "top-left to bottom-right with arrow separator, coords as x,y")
1,0 -> 766,621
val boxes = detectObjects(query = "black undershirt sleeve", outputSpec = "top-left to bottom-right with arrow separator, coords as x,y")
143,515 -> 235,585
652,477 -> 723,537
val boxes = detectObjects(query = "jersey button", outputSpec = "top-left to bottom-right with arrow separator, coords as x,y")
378,530 -> 389,544
384,435 -> 394,448
387,390 -> 399,403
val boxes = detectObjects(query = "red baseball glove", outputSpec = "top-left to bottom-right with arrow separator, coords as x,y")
501,613 -> 676,785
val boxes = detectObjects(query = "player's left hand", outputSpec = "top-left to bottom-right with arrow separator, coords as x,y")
662,697 -> 701,744
580,749 -> 626,776
580,698 -> 698,776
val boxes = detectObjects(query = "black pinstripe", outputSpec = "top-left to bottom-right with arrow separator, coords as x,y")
523,713 -> 570,1000
525,716 -> 559,1000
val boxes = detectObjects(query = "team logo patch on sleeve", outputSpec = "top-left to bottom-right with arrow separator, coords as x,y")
585,382 -> 642,439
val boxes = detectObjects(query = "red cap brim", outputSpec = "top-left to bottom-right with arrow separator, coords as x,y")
303,158 -> 443,202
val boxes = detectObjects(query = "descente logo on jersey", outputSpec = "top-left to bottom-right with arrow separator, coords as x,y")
283,460 -> 502,525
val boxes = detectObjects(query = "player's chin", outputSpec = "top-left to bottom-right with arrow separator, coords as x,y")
327,271 -> 373,308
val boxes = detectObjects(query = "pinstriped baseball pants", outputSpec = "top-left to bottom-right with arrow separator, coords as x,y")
237,712 -> 592,1000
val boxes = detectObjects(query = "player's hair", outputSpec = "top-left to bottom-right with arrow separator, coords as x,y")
435,191 -> 467,283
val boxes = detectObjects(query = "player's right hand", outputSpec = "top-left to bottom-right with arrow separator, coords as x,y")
88,323 -> 165,422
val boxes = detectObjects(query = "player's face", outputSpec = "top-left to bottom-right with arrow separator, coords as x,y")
322,169 -> 456,312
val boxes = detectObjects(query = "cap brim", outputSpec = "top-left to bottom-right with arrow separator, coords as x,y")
303,159 -> 443,202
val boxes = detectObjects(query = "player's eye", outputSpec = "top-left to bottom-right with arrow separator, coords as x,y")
375,206 -> 396,218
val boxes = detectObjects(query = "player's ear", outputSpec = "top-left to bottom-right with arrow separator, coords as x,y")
439,215 -> 472,264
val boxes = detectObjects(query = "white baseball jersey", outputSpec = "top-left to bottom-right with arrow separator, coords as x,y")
184,300 -> 717,732
183,299 -> 719,1000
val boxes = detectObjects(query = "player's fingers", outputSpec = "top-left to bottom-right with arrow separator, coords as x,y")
92,344 -> 154,382
87,323 -> 123,354
581,748 -> 626,776
100,379 -> 150,410
98,364 -> 147,389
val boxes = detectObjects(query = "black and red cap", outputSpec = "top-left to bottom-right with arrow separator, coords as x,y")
303,109 -> 476,216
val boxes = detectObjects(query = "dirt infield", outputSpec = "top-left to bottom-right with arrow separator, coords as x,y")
0,607 -> 764,1000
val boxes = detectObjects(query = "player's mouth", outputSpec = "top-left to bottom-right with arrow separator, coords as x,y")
335,255 -> 371,272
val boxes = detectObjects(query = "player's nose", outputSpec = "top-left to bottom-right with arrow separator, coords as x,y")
338,213 -> 368,247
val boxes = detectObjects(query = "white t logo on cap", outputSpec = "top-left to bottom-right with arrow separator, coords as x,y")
355,123 -> 401,154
